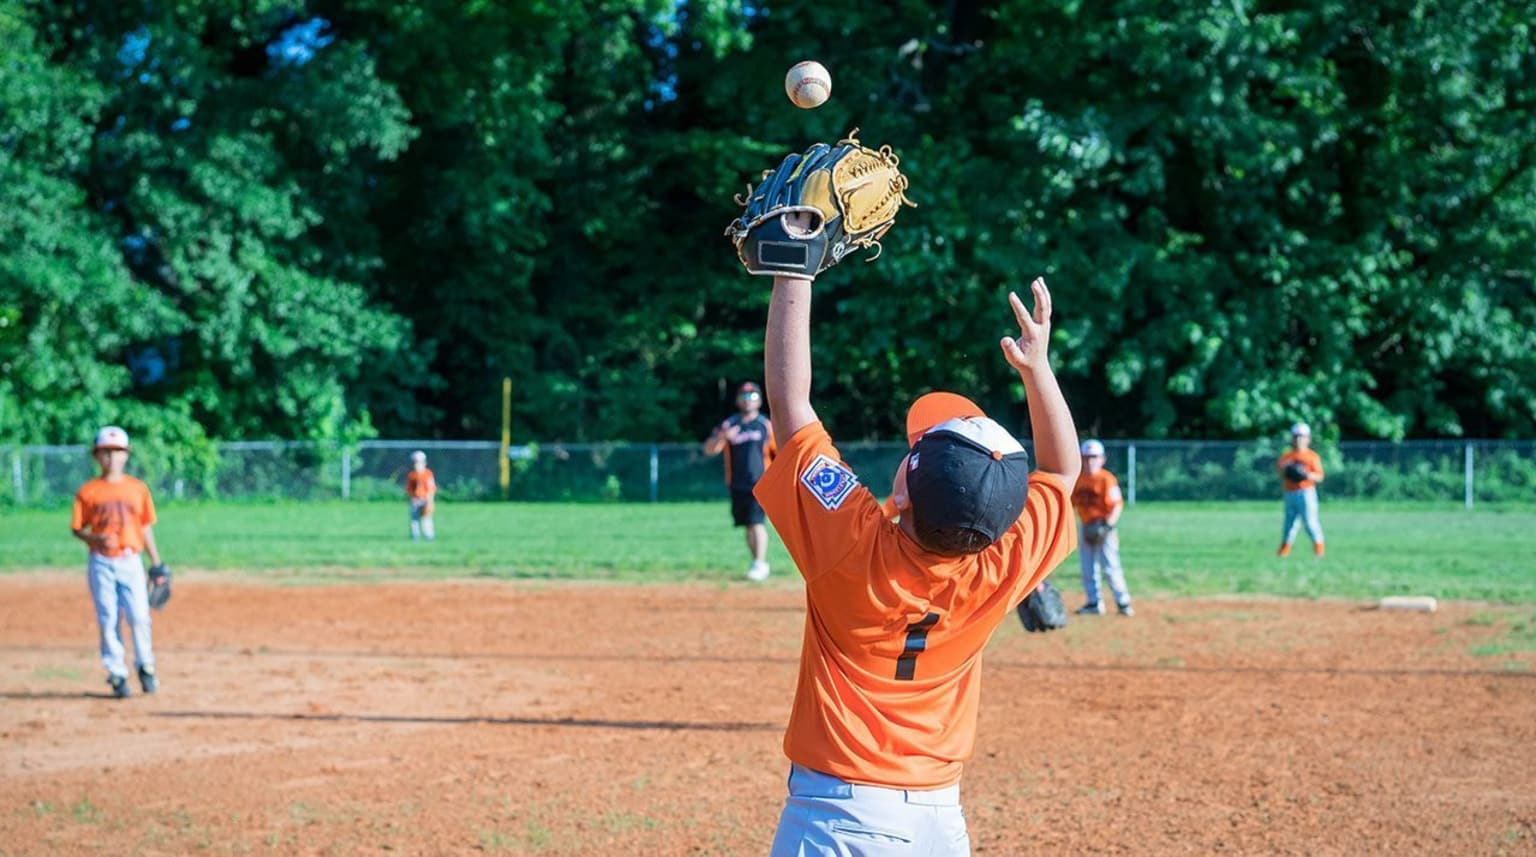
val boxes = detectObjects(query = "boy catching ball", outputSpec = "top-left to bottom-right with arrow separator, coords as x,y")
756,273 -> 1079,854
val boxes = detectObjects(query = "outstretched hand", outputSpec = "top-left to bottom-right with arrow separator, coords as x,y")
1000,277 -> 1053,374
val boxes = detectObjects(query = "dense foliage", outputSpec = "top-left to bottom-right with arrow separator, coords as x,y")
3,0 -> 1533,445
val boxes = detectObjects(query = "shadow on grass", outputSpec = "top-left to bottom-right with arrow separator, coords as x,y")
151,710 -> 778,732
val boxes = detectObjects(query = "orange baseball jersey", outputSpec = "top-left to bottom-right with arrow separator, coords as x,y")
754,422 -> 1075,788
406,468 -> 437,500
71,477 -> 157,557
1071,469 -> 1123,523
1277,449 -> 1324,490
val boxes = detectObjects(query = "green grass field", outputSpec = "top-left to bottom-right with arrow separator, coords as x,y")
3,500 -> 1533,602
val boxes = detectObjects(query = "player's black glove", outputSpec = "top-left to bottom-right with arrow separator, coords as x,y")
1082,520 -> 1115,545
147,564 -> 172,610
1016,580 -> 1068,633
726,130 -> 914,280
1283,461 -> 1310,483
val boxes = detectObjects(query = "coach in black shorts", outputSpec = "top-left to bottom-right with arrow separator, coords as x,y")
702,382 -> 777,581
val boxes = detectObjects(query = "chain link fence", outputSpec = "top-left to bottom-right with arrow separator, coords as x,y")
3,438 -> 1532,507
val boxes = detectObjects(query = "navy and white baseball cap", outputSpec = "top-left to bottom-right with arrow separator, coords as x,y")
93,426 -> 130,451
903,393 -> 1031,549
737,381 -> 763,399
1080,439 -> 1106,457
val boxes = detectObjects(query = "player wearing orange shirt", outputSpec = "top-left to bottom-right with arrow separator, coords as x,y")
406,450 -> 437,542
1276,421 -> 1325,557
70,426 -> 165,698
1071,439 -> 1134,616
756,270 -> 1079,855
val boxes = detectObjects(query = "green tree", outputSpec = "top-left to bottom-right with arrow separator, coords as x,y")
3,1 -> 424,443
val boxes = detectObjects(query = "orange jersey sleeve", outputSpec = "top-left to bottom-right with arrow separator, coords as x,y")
1071,469 -> 1123,522
72,477 -> 156,556
753,421 -> 885,582
755,421 -> 1076,788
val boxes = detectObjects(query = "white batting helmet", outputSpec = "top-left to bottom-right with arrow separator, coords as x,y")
1290,421 -> 1312,437
1080,439 -> 1106,457
410,450 -> 427,463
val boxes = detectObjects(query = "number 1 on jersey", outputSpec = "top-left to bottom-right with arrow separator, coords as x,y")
895,612 -> 940,680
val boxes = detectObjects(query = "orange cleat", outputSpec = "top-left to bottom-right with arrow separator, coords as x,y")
1277,543 -> 1292,558
1314,542 -> 1325,558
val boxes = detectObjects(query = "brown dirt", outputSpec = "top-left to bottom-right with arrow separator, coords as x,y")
1,574 -> 1533,856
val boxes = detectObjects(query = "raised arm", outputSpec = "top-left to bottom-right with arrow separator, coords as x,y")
1001,278 -> 1080,485
764,275 -> 819,438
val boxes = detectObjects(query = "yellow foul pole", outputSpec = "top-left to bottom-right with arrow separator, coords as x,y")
499,376 -> 512,500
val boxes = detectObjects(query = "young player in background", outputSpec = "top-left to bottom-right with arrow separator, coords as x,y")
701,382 -> 777,581
406,450 -> 437,542
1276,422 -> 1325,557
1071,439 -> 1134,616
70,426 -> 165,698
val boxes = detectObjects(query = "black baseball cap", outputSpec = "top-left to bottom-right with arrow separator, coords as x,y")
904,393 -> 1031,548
737,382 -> 763,397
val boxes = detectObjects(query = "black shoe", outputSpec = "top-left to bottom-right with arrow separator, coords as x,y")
1117,603 -> 1135,617
138,666 -> 158,694
108,674 -> 132,699
1075,602 -> 1105,615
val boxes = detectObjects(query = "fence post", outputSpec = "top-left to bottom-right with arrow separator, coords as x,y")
341,449 -> 352,500
10,448 -> 23,505
1127,442 -> 1137,506
1464,442 -> 1474,510
649,444 -> 660,503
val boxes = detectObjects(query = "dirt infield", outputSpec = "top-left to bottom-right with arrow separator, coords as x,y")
2,575 -> 1533,856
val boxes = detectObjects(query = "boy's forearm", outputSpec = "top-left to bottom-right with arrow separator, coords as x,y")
764,276 -> 818,437
142,526 -> 161,565
1019,363 -> 1080,484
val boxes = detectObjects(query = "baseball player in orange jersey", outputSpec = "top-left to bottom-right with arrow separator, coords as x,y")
406,450 -> 437,541
756,271 -> 1079,855
1071,439 -> 1133,616
1276,421 -> 1325,557
70,427 -> 165,698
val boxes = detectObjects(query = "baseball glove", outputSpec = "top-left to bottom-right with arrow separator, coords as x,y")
147,563 -> 172,610
725,129 -> 914,280
1016,580 -> 1068,633
1283,461 -> 1310,483
1082,520 -> 1115,545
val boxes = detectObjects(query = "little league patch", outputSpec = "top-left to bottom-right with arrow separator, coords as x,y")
800,455 -> 859,511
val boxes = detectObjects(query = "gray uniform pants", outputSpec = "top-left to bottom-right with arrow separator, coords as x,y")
769,764 -> 969,856
87,551 -> 154,678
1080,525 -> 1131,608
1281,488 -> 1324,546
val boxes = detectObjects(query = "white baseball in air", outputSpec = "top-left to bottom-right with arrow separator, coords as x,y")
785,61 -> 832,109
